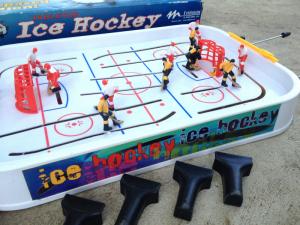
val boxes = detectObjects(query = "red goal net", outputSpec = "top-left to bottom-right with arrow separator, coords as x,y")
14,64 -> 38,114
198,39 -> 225,77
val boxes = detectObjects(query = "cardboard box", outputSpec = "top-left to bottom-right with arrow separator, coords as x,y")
0,0 -> 203,45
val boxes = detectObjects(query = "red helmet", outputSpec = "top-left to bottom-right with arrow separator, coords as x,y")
44,63 -> 51,70
102,79 -> 108,85
196,19 -> 200,24
33,47 -> 38,53
240,44 -> 245,48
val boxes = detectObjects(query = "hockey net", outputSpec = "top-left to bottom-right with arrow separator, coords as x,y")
14,64 -> 38,114
198,39 -> 225,77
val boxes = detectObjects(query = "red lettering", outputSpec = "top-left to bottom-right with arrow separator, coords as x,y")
164,139 -> 175,157
108,153 -> 122,169
92,155 -> 107,167
137,143 -> 149,160
124,149 -> 137,164
150,142 -> 161,158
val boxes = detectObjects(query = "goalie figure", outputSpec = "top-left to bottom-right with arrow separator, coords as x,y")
185,45 -> 201,71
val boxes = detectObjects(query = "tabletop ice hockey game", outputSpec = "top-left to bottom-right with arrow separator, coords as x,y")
0,24 -> 299,210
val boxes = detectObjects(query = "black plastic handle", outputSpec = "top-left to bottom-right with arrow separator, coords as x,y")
173,161 -> 213,221
213,152 -> 253,207
115,174 -> 161,225
62,194 -> 105,225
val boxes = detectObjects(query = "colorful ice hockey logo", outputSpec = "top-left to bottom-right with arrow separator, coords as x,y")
0,23 -> 8,38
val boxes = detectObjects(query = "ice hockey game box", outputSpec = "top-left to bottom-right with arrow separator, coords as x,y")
0,0 -> 203,45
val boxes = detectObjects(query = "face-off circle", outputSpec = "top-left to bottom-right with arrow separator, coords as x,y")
192,85 -> 224,104
54,113 -> 94,137
111,72 -> 153,96
152,48 -> 180,59
52,63 -> 74,77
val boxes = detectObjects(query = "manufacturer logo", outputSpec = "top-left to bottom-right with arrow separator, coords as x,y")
0,23 -> 8,38
167,10 -> 181,20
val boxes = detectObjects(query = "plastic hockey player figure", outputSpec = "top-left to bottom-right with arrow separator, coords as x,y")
188,19 -> 200,32
189,27 -> 201,46
219,59 -> 240,88
161,57 -> 173,90
165,42 -> 177,64
185,45 -> 201,71
44,63 -> 63,104
28,47 -> 44,76
102,79 -> 118,111
238,44 -> 248,75
97,95 -> 123,131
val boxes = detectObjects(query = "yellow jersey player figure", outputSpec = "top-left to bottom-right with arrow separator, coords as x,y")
220,59 -> 240,88
97,95 -> 123,131
185,45 -> 201,71
162,57 -> 173,90
189,27 -> 200,46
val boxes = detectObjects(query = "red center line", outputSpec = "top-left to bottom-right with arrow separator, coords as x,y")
36,78 -> 50,147
174,45 -> 242,101
107,50 -> 158,126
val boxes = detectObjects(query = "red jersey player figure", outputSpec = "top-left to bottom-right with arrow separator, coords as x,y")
44,63 -> 62,104
28,47 -> 44,76
238,44 -> 248,75
102,79 -> 118,111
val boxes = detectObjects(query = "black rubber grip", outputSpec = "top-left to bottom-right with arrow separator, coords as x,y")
115,174 -> 161,225
173,161 -> 213,221
213,152 -> 253,207
61,194 -> 105,225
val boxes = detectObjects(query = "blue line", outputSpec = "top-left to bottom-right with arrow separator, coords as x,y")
82,53 -> 102,91
82,53 -> 125,134
130,47 -> 192,118
176,60 -> 213,82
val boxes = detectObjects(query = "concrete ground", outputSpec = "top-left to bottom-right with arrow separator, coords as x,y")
1,0 -> 300,224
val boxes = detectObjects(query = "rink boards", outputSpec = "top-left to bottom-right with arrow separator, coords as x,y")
0,25 -> 299,210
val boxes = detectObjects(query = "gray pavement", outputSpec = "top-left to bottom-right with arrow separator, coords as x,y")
1,0 -> 300,224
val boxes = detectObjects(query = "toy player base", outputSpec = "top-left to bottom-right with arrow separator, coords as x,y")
0,25 -> 299,210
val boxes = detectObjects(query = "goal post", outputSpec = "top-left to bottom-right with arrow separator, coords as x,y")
198,39 -> 225,77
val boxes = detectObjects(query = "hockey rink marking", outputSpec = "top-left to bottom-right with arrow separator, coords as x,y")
130,46 -> 193,119
35,78 -> 50,148
8,111 -> 176,156
39,82 -> 69,112
176,61 -> 212,82
152,48 -> 180,59
54,113 -> 94,137
191,85 -> 225,104
111,72 -> 153,96
174,45 -> 242,101
107,50 -> 158,125
52,63 -> 74,77
82,52 -> 125,134
0,57 -> 78,78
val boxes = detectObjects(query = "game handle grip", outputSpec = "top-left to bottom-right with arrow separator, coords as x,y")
213,152 -> 253,207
